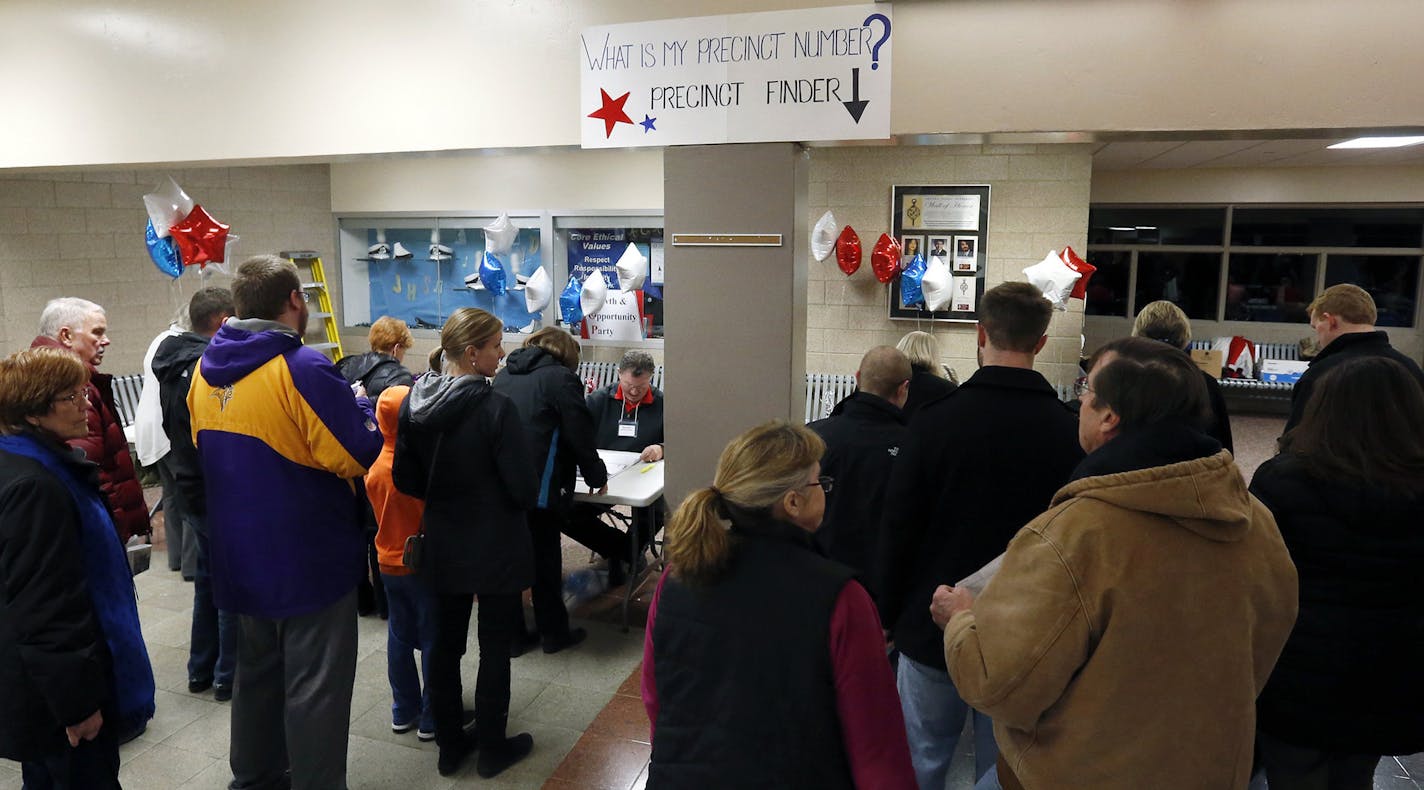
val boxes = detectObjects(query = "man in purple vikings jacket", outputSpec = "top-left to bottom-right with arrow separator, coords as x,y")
189,254 -> 382,790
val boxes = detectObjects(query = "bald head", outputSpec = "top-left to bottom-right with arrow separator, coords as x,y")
857,346 -> 912,407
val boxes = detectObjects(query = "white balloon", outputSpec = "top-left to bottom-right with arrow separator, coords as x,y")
615,243 -> 648,292
143,176 -> 195,239
811,210 -> 837,262
484,213 -> 519,255
525,266 -> 552,313
1022,250 -> 1080,311
580,270 -> 608,317
922,258 -> 954,312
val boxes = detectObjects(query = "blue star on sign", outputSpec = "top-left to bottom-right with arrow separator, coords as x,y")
640,114 -> 657,133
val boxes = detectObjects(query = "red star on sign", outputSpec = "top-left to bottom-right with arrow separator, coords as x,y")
588,88 -> 634,138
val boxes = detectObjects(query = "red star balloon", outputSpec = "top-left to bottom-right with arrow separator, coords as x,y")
871,233 -> 902,284
1060,245 -> 1098,300
169,204 -> 231,266
835,225 -> 861,276
588,89 -> 634,138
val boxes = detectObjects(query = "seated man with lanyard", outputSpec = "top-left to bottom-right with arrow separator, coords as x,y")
566,350 -> 663,586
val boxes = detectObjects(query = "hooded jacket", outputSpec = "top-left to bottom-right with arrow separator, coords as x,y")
188,318 -> 382,619
152,331 -> 210,516
944,422 -> 1299,790
365,385 -> 423,575
392,373 -> 537,595
30,335 -> 150,543
335,351 -> 413,402
492,346 -> 607,511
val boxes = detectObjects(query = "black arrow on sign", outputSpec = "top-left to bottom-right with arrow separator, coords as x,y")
842,67 -> 869,123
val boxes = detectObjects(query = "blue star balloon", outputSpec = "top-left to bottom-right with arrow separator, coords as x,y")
901,253 -> 927,308
559,274 -> 583,324
480,252 -> 507,296
145,220 -> 183,279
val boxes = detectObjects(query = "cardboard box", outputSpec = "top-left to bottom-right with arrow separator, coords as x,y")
1260,359 -> 1309,384
1191,348 -> 1224,379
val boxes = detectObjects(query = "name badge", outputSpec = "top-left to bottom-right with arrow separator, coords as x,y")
618,421 -> 637,438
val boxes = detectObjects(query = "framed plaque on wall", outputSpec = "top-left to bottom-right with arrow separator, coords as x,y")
889,184 -> 990,323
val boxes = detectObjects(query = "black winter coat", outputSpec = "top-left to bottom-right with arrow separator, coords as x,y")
878,365 -> 1083,670
152,331 -> 209,515
1285,330 -> 1424,432
1250,453 -> 1424,755
587,383 -> 665,453
0,449 -> 111,761
336,351 -> 414,402
492,347 -> 607,511
808,391 -> 907,594
393,374 -> 537,595
901,364 -> 957,420
1201,370 -> 1234,455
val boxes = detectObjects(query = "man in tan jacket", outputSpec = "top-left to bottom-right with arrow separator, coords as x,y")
933,336 -> 1298,790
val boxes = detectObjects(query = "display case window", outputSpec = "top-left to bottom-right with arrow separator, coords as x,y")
338,217 -> 545,333
554,217 -> 665,342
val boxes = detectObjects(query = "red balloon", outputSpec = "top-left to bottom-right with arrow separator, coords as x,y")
835,225 -> 861,276
1061,245 -> 1097,300
871,233 -> 901,284
169,204 -> 231,266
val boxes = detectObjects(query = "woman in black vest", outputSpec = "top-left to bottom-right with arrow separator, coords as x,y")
393,308 -> 537,779
642,421 -> 915,789
1249,357 -> 1424,790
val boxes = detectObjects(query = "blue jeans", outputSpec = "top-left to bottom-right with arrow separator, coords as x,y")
897,654 -> 999,790
382,571 -> 435,732
187,514 -> 237,688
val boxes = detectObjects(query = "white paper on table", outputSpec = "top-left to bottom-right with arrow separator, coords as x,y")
956,553 -> 1003,597
952,276 -> 977,312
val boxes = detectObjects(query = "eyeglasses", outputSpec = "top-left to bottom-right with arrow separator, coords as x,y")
801,476 -> 834,494
1073,376 -> 1094,398
296,290 -> 311,303
51,390 -> 85,408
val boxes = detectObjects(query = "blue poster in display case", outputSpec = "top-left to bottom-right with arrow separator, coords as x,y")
364,227 -> 544,331
565,228 -> 665,337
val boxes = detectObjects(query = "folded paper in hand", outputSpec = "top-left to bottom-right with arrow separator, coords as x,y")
956,553 -> 1003,597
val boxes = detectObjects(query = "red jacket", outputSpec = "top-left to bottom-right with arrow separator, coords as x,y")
29,336 -> 150,543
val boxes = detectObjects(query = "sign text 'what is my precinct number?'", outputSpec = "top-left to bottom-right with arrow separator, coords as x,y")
579,4 -> 892,148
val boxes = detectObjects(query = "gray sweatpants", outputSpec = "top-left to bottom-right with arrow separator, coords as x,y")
229,590 -> 358,790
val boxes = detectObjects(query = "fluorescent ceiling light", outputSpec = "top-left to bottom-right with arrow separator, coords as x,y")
1134,226 -> 1157,230
1328,136 -> 1424,149
1108,226 -> 1136,232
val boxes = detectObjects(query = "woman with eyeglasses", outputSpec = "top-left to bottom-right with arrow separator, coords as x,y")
0,347 -> 155,788
641,421 -> 914,789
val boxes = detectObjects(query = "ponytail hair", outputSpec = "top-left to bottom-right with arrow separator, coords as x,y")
427,347 -> 445,375
665,420 -> 824,586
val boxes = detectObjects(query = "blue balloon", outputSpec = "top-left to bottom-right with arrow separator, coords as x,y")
145,220 -> 182,279
559,275 -> 583,325
901,253 -> 927,308
642,281 -> 663,300
480,252 -> 507,296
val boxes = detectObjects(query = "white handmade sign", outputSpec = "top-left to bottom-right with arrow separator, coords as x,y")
584,289 -> 645,341
580,4 -> 892,148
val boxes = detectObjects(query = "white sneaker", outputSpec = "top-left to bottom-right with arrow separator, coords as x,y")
393,242 -> 413,259
368,243 -> 391,260
429,243 -> 453,260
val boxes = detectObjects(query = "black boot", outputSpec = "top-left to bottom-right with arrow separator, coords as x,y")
476,732 -> 533,778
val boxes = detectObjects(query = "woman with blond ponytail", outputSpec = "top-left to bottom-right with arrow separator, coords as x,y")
641,421 -> 914,789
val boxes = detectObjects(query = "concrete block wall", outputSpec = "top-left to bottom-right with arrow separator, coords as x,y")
0,165 -> 334,372
806,144 -> 1093,389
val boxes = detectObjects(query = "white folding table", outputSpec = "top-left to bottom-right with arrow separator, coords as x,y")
574,450 -> 665,630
